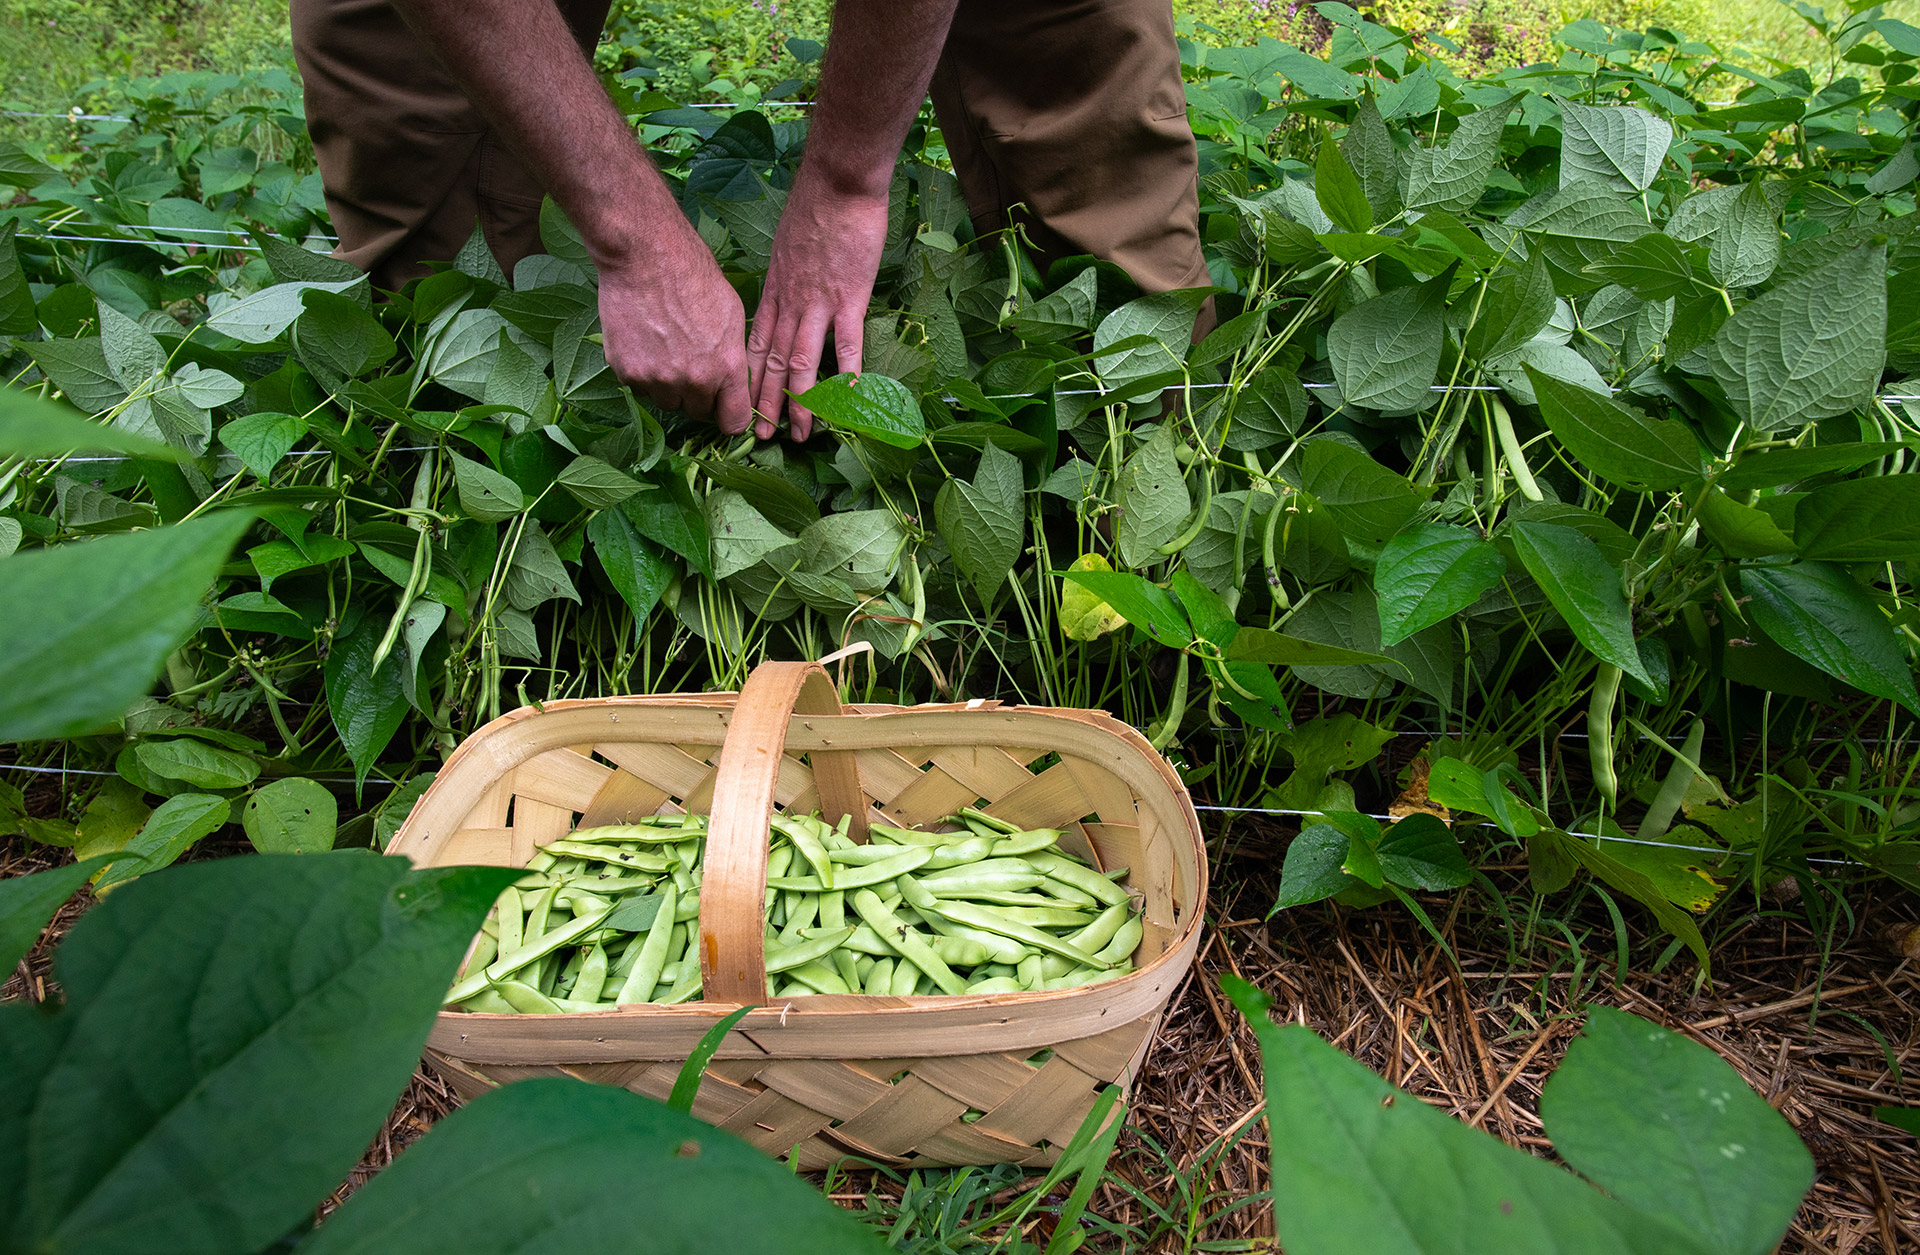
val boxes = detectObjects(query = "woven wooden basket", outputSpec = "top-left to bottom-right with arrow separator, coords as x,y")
388,660 -> 1207,1168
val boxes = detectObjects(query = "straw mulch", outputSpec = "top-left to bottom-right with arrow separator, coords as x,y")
7,817 -> 1917,1252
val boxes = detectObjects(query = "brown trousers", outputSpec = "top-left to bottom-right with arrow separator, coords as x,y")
290,0 -> 1206,297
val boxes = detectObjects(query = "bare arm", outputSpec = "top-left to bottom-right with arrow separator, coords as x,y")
749,0 -> 962,440
387,0 -> 751,431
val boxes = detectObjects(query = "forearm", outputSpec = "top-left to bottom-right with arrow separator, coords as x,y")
386,0 -> 682,269
803,0 -> 960,197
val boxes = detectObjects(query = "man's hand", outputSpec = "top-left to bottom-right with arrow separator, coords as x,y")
598,228 -> 752,434
747,181 -> 889,441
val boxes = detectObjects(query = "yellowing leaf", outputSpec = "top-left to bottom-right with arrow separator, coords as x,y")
1059,553 -> 1126,641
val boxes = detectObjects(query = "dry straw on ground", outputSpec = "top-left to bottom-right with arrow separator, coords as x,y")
7,815 -> 1917,1253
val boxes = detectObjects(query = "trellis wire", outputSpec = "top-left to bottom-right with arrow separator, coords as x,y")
1193,802 -> 1856,865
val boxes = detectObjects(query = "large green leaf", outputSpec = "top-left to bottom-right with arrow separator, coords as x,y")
450,452 -> 527,523
91,793 -> 229,892
1315,137 -> 1373,233
1299,441 -> 1431,546
1706,181 -> 1780,290
1584,232 -> 1706,302
1403,97 -> 1515,214
934,441 -> 1024,601
1522,180 -> 1654,292
1740,563 -> 1920,714
0,853 -> 514,1255
206,278 -> 367,344
1700,245 -> 1885,431
1542,1007 -> 1813,1255
1093,289 -> 1209,391
1116,424 -> 1192,568
1274,825 -> 1359,909
133,738 -> 260,789
1510,522 -> 1652,686
325,615 -> 412,788
1557,97 -> 1672,192
0,856 -> 113,973
0,513 -> 254,742
622,469 -> 711,580
1328,278 -> 1447,413
794,372 -> 924,448
1057,567 -> 1191,648
0,385 -> 177,461
1226,627 -> 1398,670
1376,812 -> 1471,890
1463,252 -> 1555,362
1223,978 -> 1713,1255
300,1078 -> 889,1255
241,778 -> 338,855
588,508 -> 673,632
1793,476 -> 1920,561
1374,523 -> 1507,645
1526,365 -> 1704,490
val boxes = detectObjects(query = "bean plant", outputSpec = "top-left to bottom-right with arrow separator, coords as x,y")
1,5 -> 1918,978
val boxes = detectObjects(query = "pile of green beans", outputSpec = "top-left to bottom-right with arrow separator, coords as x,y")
445,807 -> 1143,1013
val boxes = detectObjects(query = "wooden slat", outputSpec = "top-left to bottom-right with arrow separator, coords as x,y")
1083,823 -> 1143,879
454,774 -> 513,834
719,1089 -> 836,1157
755,1060 -> 893,1121
906,1121 -> 1055,1167
975,1055 -> 1102,1146
593,741 -> 715,799
981,761 -> 1093,832
513,747 -> 613,812
924,745 -> 1039,803
430,827 -> 513,868
1051,1015 -> 1158,1081
831,1075 -> 968,1159
1136,803 -> 1177,930
855,748 -> 929,808
878,765 -> 980,827
510,798 -> 572,866
577,768 -> 672,827
1062,755 -> 1138,828
909,1052 -> 1045,1111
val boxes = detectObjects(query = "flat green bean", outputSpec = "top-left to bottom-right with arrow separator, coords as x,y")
850,889 -> 968,995
927,900 -> 1110,968
615,883 -> 678,1004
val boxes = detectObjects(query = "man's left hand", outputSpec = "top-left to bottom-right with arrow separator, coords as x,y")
747,179 -> 890,441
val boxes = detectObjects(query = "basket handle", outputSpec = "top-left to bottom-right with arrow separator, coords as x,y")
699,661 -> 867,1004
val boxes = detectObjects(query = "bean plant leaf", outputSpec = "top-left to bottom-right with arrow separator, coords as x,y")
1706,181 -> 1780,289
1299,441 -> 1431,546
91,793 -> 229,892
1584,232 -> 1704,302
0,852 -> 515,1255
1463,252 -> 1555,362
450,452 -> 527,522
1525,365 -> 1704,490
1058,553 -> 1128,641
325,616 -> 412,788
1116,424 -> 1192,568
1328,277 -> 1447,413
588,508 -> 673,631
133,738 -> 261,789
1056,569 -> 1192,648
1093,289 -> 1210,391
1557,97 -> 1672,191
0,384 -> 177,461
0,855 -> 113,974
1541,1007 -> 1813,1255
1375,524 -> 1506,645
1404,96 -> 1515,214
1793,477 -> 1920,562
622,471 -> 712,581
1376,813 -> 1471,890
299,1078 -> 890,1255
1275,825 -> 1359,909
795,373 -> 924,448
0,512 -> 255,742
219,412 -> 309,477
242,778 -> 338,855
1510,522 -> 1652,686
934,441 -> 1024,602
1739,563 -> 1920,715
1315,138 -> 1373,234
1699,245 -> 1885,430
557,455 -> 645,510
206,278 -> 367,344
1222,978 -> 1715,1255
1226,628 -> 1398,670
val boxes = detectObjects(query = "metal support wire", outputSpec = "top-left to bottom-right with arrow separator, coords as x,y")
1191,802 -> 1855,865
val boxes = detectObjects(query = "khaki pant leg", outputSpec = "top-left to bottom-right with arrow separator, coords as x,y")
931,0 -> 1208,296
291,0 -> 609,290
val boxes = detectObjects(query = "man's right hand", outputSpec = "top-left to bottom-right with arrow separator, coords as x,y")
596,229 -> 753,436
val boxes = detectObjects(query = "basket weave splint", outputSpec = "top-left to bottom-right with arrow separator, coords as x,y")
389,661 -> 1207,1168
